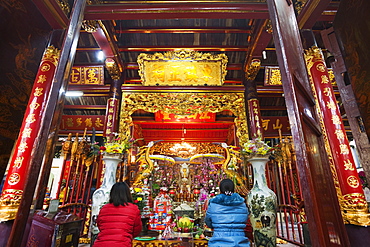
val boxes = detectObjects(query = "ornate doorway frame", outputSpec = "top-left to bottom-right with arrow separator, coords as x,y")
118,92 -> 249,145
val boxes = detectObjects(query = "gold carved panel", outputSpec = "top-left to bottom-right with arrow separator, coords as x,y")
137,50 -> 228,86
118,92 -> 248,145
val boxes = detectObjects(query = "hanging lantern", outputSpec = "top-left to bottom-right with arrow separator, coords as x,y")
169,189 -> 176,195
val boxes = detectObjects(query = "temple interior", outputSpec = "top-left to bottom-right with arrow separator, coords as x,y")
2,0 -> 370,246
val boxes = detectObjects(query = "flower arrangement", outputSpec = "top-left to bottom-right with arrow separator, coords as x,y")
242,137 -> 274,159
172,216 -> 198,233
99,136 -> 142,155
131,187 -> 146,212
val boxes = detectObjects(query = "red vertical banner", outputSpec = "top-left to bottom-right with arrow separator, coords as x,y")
104,98 -> 119,141
0,46 -> 60,221
305,47 -> 369,222
247,98 -> 264,138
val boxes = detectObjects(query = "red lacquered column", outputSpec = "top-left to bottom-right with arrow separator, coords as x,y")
305,46 -> 370,225
0,46 -> 60,221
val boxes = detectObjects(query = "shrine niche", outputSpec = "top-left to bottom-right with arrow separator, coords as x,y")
137,50 -> 228,86
118,92 -> 249,146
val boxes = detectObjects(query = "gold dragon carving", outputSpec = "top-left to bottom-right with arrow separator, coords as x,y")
221,144 -> 249,196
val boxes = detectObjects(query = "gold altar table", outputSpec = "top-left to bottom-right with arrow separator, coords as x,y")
133,239 -> 208,247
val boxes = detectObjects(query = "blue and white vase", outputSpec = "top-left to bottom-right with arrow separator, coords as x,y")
246,156 -> 277,247
90,153 -> 122,243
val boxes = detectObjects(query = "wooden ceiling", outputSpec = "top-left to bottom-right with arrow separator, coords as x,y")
35,0 -> 340,143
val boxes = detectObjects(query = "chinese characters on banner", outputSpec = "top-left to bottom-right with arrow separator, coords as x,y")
305,47 -> 365,205
155,111 -> 216,122
60,115 -> 105,131
61,112 -> 291,137
264,66 -> 337,86
69,66 -> 104,85
0,46 -> 60,221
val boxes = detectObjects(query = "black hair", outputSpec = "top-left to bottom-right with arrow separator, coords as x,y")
219,179 -> 235,195
109,182 -> 133,206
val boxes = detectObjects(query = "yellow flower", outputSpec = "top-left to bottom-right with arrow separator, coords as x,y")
134,188 -> 142,193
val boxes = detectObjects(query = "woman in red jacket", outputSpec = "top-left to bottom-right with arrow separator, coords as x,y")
94,182 -> 142,247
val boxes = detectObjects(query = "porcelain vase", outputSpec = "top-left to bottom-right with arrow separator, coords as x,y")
246,156 -> 277,247
90,154 -> 122,243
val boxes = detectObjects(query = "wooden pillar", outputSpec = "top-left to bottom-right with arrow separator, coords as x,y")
243,59 -> 264,139
4,0 -> 87,245
104,58 -> 123,142
266,0 -> 350,245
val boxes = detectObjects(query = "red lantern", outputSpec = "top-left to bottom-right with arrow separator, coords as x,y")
169,189 -> 176,195
193,189 -> 200,194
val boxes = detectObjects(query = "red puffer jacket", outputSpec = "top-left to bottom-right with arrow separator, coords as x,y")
94,203 -> 142,247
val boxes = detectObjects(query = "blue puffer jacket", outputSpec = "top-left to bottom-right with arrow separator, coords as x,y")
205,193 -> 250,247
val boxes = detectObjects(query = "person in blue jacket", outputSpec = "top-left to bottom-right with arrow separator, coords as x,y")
205,179 -> 250,247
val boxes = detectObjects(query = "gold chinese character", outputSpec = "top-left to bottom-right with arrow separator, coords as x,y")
316,63 -> 326,72
8,173 -> 20,185
344,160 -> 354,171
152,64 -> 165,82
108,108 -> 114,113
71,68 -> 80,83
85,118 -> 93,127
323,87 -> 332,97
162,112 -> 171,120
29,101 -> 40,110
87,68 -> 98,84
334,129 -> 345,140
105,128 -> 112,135
34,87 -> 44,96
22,127 -> 32,138
253,108 -> 259,114
26,114 -> 36,124
201,64 -> 213,82
321,75 -> 329,84
37,75 -> 47,84
14,157 -> 24,168
262,119 -> 270,131
109,100 -> 116,107
326,100 -> 337,110
41,62 -> 51,72
273,119 -> 282,130
185,65 -> 198,82
347,175 -> 359,188
66,118 -> 74,127
95,118 -> 104,127
169,65 -> 181,82
18,141 -> 28,152
186,114 -> 197,119
332,115 -> 341,125
199,112 -> 211,120
76,118 -> 82,127
339,144 -> 350,155
252,100 -> 258,107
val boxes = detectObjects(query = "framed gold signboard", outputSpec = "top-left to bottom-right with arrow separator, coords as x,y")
137,50 -> 228,86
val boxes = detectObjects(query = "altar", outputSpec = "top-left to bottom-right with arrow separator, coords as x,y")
133,239 -> 208,247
